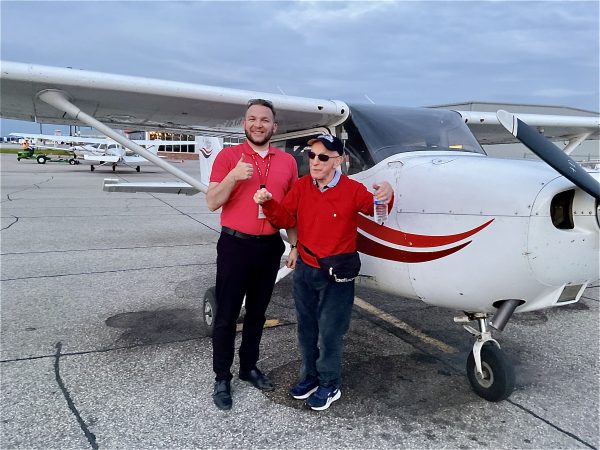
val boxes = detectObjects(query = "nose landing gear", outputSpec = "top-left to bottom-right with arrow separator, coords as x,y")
455,312 -> 515,402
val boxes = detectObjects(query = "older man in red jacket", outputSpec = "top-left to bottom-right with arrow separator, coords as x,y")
254,134 -> 393,411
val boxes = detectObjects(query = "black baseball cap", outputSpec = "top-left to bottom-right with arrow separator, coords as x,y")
307,134 -> 344,155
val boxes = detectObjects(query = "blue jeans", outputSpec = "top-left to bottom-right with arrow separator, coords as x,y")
293,257 -> 355,388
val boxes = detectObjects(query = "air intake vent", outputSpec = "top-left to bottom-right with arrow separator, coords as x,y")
550,189 -> 575,229
557,284 -> 584,303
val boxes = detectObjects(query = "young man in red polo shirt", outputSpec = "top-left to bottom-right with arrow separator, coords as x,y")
206,99 -> 298,410
253,134 -> 393,411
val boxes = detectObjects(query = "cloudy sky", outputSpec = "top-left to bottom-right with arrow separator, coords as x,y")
1,0 -> 598,134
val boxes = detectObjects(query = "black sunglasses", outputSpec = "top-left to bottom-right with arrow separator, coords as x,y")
308,151 -> 341,162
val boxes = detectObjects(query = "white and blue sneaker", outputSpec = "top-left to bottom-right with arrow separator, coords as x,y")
305,385 -> 341,411
289,377 -> 319,400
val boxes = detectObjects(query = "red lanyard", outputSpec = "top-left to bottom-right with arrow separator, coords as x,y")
250,153 -> 272,189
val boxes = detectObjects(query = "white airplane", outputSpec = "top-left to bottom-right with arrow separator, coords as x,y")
1,61 -> 598,403
9,131 -> 193,172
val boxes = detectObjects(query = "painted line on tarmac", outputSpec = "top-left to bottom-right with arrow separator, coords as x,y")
236,319 -> 288,332
353,296 -> 458,354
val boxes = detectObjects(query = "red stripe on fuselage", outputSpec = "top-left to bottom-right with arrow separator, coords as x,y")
357,216 -> 493,248
356,233 -> 472,263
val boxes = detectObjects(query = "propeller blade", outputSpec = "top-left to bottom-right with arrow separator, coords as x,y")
497,110 -> 600,200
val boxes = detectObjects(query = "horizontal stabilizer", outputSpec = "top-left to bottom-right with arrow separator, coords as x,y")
103,179 -> 200,195
85,155 -> 119,162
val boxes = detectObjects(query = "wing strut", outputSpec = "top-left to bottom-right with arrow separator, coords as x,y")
36,89 -> 206,193
563,132 -> 592,155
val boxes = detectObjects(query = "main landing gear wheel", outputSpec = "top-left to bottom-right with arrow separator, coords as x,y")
467,343 -> 515,402
36,155 -> 47,164
112,165 -> 116,172
90,165 -> 95,171
136,166 -> 141,172
200,287 -> 217,337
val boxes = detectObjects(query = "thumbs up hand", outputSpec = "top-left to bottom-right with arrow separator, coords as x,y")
231,153 -> 254,181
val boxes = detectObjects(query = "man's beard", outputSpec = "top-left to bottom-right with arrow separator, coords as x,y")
245,128 -> 273,147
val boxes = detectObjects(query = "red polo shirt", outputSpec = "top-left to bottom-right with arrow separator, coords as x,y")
210,141 -> 298,235
261,175 -> 375,267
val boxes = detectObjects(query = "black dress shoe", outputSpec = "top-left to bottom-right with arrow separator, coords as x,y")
239,368 -> 275,391
213,380 -> 232,410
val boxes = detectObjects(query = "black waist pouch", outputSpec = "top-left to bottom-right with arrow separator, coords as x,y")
317,252 -> 361,283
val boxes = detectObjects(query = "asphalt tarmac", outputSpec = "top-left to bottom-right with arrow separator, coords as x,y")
1,154 -> 598,449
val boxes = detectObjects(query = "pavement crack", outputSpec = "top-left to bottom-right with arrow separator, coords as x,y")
151,194 -> 221,233
4,176 -> 53,201
507,399 -> 597,449
1,216 -> 19,231
1,242 -> 212,256
1,261 -> 215,282
3,335 -> 208,363
54,342 -> 99,450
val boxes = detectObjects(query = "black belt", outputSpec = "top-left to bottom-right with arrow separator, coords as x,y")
221,226 -> 278,240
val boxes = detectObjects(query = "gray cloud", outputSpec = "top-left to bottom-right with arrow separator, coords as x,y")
1,0 -> 598,133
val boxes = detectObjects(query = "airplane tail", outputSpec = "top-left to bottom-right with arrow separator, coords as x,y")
197,136 -> 224,187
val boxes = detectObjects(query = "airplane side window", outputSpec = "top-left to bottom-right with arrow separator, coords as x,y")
342,117 -> 376,174
276,135 -> 322,178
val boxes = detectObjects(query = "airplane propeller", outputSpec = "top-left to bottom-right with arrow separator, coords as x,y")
497,110 -> 600,200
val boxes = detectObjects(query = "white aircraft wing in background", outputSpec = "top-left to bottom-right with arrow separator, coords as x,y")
453,109 -> 599,154
0,61 -> 348,137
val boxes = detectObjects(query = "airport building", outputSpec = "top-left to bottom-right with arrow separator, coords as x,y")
125,130 -> 243,160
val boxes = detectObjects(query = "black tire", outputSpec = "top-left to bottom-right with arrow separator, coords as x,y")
75,160 -> 80,165
17,157 -> 20,161
136,166 -> 141,172
69,158 -> 76,165
200,287 -> 217,337
112,165 -> 116,172
467,343 -> 515,402
36,155 -> 46,164
90,165 -> 95,172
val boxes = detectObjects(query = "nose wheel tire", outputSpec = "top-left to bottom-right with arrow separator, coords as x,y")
467,343 -> 515,402
200,287 -> 216,337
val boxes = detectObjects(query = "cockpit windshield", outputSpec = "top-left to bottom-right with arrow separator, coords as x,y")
343,104 -> 485,174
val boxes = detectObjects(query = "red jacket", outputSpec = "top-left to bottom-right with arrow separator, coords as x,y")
262,175 -> 375,267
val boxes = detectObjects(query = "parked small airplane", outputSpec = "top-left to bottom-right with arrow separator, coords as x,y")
10,132 -> 193,171
1,61 -> 598,403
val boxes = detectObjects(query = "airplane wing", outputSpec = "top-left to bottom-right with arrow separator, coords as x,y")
2,61 -> 598,193
9,133 -> 109,144
0,61 -> 349,137
456,111 -> 599,145
122,155 -> 155,164
429,103 -> 599,145
84,154 -> 119,163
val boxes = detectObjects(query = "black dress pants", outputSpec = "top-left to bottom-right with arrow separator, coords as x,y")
212,231 -> 284,381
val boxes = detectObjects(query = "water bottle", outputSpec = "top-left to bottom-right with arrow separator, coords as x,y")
374,196 -> 388,224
